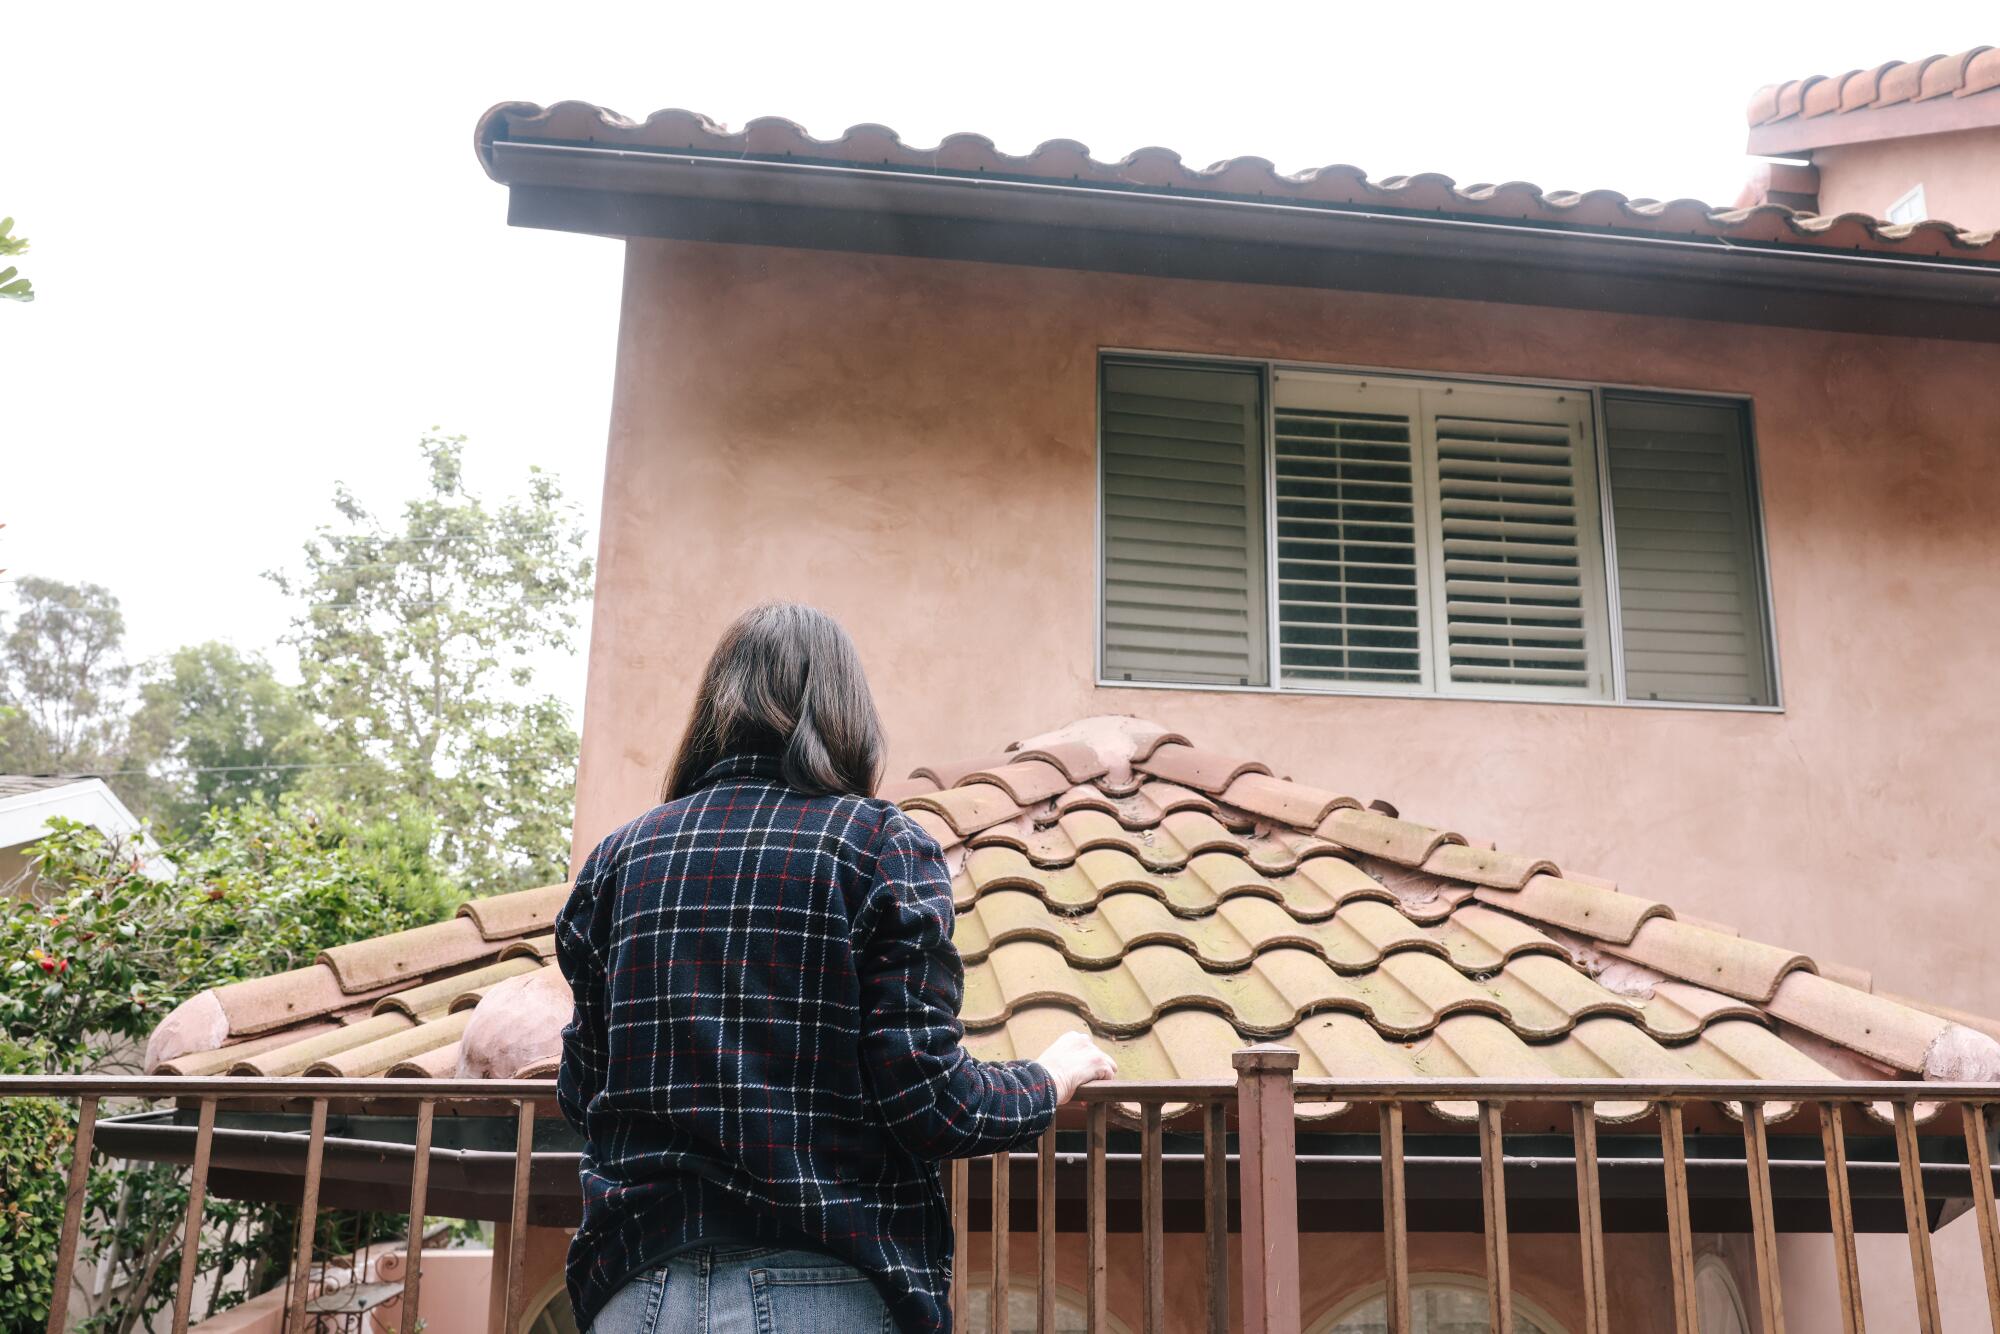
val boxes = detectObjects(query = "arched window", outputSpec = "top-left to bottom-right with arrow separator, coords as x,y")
961,1282 -> 1132,1334
1694,1256 -> 1750,1334
1311,1273 -> 1568,1334
518,1277 -> 580,1334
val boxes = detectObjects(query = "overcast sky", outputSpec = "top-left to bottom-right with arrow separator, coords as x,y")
4,2 -> 1988,719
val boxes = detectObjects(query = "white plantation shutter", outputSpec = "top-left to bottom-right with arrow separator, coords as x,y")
1424,388 -> 1610,698
1099,359 -> 1773,705
1270,374 -> 1428,688
1603,395 -> 1774,705
1099,361 -> 1268,685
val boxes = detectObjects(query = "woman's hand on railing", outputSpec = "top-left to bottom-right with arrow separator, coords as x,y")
1034,1031 -> 1119,1104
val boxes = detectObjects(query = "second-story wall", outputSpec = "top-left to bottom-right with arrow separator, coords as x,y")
574,236 -> 2000,1017
1813,125 -> 2000,231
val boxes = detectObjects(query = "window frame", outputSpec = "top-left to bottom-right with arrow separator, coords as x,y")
1886,183 -> 1928,225
1095,349 -> 1783,712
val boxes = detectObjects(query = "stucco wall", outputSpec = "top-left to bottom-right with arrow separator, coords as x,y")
576,235 -> 2000,1024
1814,126 -> 2000,231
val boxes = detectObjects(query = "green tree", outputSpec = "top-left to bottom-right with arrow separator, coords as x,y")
0,217 -> 32,302
124,642 -> 315,832
271,435 -> 592,890
0,802 -> 462,1331
0,577 -> 129,773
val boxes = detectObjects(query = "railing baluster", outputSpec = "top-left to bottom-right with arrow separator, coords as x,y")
1742,1100 -> 1786,1333
1380,1102 -> 1411,1334
950,1156 -> 970,1328
1205,1101 -> 1230,1334
1965,1101 -> 2000,1333
400,1098 -> 435,1334
1819,1101 -> 1866,1334
168,1098 -> 217,1334
286,1097 -> 329,1334
1142,1104 -> 1165,1334
1659,1100 -> 1699,1334
1894,1101 -> 1943,1334
45,1095 -> 99,1334
991,1150 -> 1011,1334
1087,1104 -> 1108,1334
502,1100 -> 535,1334
1038,1128 -> 1057,1334
1572,1101 -> 1609,1334
1233,1044 -> 1300,1334
1478,1101 -> 1512,1334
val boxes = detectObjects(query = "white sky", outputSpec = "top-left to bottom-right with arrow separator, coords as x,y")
3,1 -> 1989,719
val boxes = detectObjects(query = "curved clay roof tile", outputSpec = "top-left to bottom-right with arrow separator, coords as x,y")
1774,76 -> 1817,120
1876,56 -> 1937,107
1842,62 -> 1895,111
1801,72 -> 1854,118
1966,46 -> 2000,97
1920,47 -> 1989,100
1745,84 -> 1783,125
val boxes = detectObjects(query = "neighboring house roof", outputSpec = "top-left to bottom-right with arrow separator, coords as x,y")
0,775 -> 163,873
477,101 -> 2000,265
1747,48 -> 2000,155
142,716 -> 2000,1124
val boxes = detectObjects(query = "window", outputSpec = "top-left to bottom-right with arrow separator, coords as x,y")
1693,1256 -> 1750,1334
1099,357 -> 1777,707
1886,184 -> 1927,224
1312,1274 -> 1566,1333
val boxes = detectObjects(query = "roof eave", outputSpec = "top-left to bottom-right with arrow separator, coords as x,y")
1748,90 -> 2000,156
483,140 -> 2000,343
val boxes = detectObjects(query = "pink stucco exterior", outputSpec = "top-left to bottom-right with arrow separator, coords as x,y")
1816,127 -> 2000,232
561,235 -> 2000,1330
1811,126 -> 2000,232
574,236 -> 2000,1020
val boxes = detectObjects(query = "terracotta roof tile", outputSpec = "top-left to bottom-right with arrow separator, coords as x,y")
961,760 -> 1070,806
1602,917 -> 1811,1003
1134,743 -> 1271,795
210,964 -> 402,1038
1006,740 -> 1111,785
1968,48 -> 2000,98
1474,873 -> 1667,945
910,755 -> 1013,790
307,1011 -> 473,1078
374,958 -> 540,1019
1751,47 -> 2000,126
231,1012 -> 415,1077
905,809 -> 959,853
388,1040 -> 464,1079
480,102 -> 2000,266
1316,809 -> 1464,866
1218,772 -> 1358,828
875,776 -> 936,803
900,782 -> 1025,837
457,883 -> 571,940
145,714 -> 2000,1115
1420,844 -> 1557,890
319,917 -> 495,993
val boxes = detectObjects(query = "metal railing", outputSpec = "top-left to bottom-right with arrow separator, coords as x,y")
7,1051 -> 2000,1334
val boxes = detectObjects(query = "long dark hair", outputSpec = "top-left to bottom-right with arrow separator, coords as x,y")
662,603 -> 886,801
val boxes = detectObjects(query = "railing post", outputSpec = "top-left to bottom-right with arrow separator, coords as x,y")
45,1096 -> 99,1334
1234,1044 -> 1300,1334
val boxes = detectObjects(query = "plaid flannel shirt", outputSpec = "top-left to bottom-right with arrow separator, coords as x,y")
555,753 -> 1058,1332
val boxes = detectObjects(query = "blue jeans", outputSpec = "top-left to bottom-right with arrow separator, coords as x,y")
590,1245 -> 894,1334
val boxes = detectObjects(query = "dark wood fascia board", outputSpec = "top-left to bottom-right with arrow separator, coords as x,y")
1749,93 -> 2000,156
485,141 -> 2000,343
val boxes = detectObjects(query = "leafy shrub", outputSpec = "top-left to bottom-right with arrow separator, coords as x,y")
1,797 -> 463,1329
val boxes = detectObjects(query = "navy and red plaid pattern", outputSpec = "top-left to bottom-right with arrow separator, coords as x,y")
555,753 -> 1057,1332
